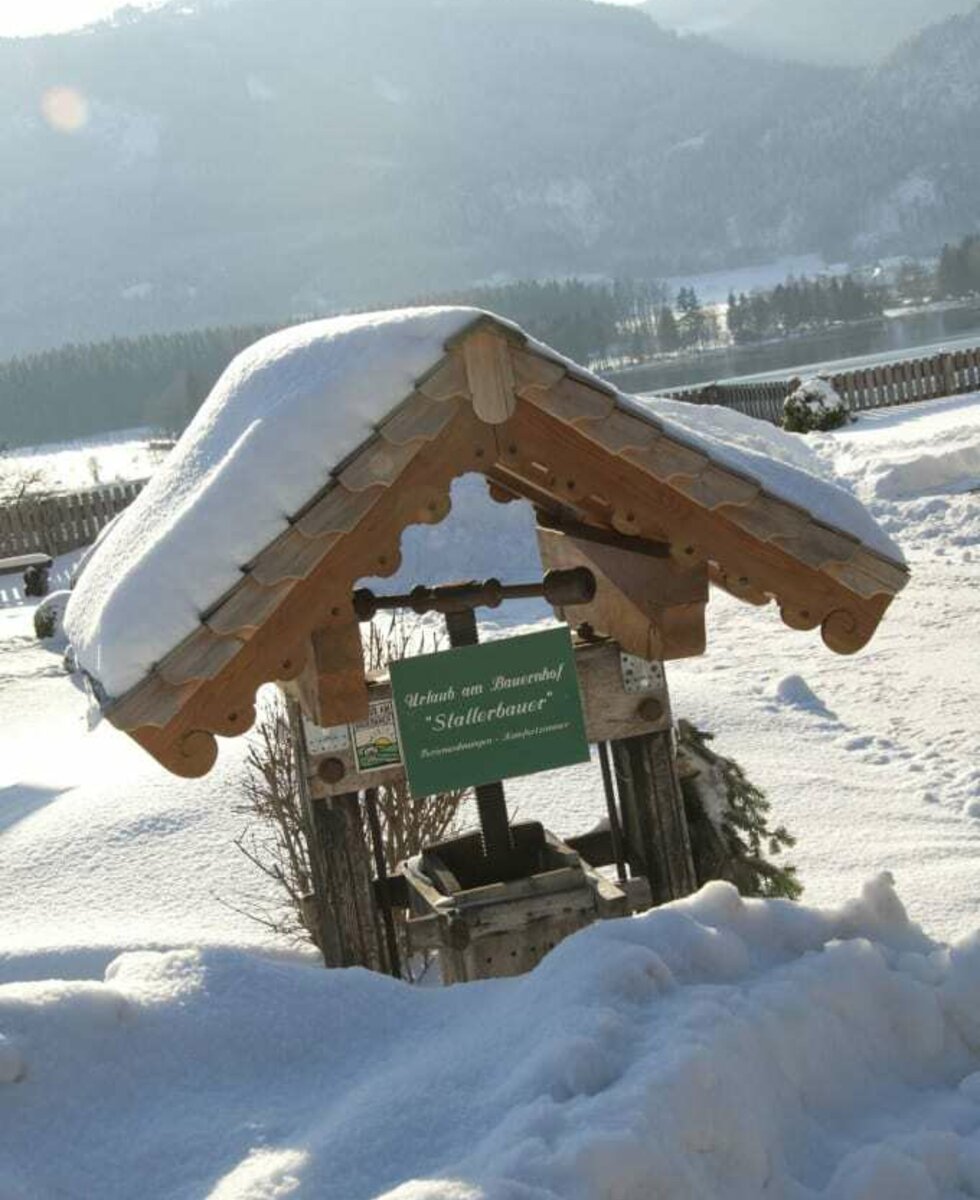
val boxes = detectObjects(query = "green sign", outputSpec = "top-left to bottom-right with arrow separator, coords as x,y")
389,626 -> 590,796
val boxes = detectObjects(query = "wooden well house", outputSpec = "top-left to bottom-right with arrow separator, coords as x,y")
68,310 -> 908,983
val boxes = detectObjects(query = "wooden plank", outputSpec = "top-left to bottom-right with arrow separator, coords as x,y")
538,524 -> 707,662
612,729 -> 697,903
377,390 -> 456,446
205,576 -> 293,637
770,520 -> 862,571
158,627 -> 244,687
249,528 -> 343,586
337,434 -> 425,492
625,437 -> 709,482
576,406 -> 661,455
415,352 -> 469,403
109,674 -> 199,731
294,483 -> 385,538
295,621 -> 369,728
722,493 -> 813,544
462,330 -> 517,424
522,372 -> 615,424
501,400 -> 898,653
674,463 -> 760,509
509,345 -> 566,396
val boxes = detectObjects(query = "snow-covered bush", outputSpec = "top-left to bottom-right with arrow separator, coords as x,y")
676,720 -> 802,899
33,590 -> 71,643
783,376 -> 849,434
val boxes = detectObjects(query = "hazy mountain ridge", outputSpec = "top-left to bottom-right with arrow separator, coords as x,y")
0,0 -> 977,358
638,0 -> 979,66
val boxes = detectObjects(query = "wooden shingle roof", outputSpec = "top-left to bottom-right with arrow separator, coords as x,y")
88,313 -> 906,777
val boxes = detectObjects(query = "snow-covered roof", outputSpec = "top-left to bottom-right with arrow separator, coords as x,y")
66,308 -> 481,701
64,307 -> 908,777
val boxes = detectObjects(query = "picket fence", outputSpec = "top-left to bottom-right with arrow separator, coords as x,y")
0,480 -> 146,558
666,346 -> 980,425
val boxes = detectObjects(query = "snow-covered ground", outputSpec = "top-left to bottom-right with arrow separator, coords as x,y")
1,394 -> 979,1197
2,428 -> 166,494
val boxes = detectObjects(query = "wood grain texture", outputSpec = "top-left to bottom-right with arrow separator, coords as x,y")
378,389 -> 456,445
463,330 -> 517,424
205,577 -> 293,637
294,483 -> 385,539
157,627 -> 244,687
109,674 -> 200,731
521,370 -> 615,424
249,528 -> 343,586
415,351 -> 469,403
537,525 -> 708,661
575,407 -> 660,455
337,435 -> 424,492
509,345 -> 566,396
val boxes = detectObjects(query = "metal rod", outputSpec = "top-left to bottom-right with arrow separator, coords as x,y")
535,509 -> 672,559
353,567 -> 595,623
597,740 -> 629,882
363,786 -> 403,980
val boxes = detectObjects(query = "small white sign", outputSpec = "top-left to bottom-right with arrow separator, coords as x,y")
303,718 -> 350,758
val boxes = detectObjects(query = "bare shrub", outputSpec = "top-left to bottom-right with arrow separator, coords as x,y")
0,443 -> 48,503
229,695 -> 314,944
233,614 -> 466,966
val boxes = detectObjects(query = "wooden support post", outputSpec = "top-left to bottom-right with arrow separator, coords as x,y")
611,727 -> 697,905
286,698 -> 390,972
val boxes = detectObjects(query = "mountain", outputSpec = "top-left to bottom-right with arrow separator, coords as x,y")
638,0 -> 979,66
0,0 -> 978,359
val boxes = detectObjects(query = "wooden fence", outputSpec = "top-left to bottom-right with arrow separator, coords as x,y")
666,346 -> 980,426
0,479 -> 146,558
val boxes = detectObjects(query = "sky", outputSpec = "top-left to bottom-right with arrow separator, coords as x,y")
0,0 -> 647,38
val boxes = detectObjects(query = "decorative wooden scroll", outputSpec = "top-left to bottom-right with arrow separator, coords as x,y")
107,314 -> 909,778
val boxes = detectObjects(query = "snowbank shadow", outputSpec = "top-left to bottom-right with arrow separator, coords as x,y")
0,782 -> 69,835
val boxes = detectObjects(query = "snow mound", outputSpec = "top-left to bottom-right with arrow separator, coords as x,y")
7,878 -> 980,1198
874,440 -> 980,500
775,673 -> 838,719
825,394 -> 980,504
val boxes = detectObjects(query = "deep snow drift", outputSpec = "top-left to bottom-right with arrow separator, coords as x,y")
5,877 -> 980,1199
1,393 -> 979,1197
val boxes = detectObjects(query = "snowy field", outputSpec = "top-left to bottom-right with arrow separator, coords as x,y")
2,428 -> 166,494
1,394 -> 979,1197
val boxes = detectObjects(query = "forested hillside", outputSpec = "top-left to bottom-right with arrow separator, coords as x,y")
0,279 -> 668,445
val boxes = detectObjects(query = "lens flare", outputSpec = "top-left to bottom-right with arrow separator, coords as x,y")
41,86 -> 89,133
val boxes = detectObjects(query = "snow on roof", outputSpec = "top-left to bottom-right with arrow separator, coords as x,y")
620,393 -> 903,562
65,307 -> 904,704
65,308 -> 481,699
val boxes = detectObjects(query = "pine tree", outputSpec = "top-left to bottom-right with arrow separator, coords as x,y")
656,305 -> 680,353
